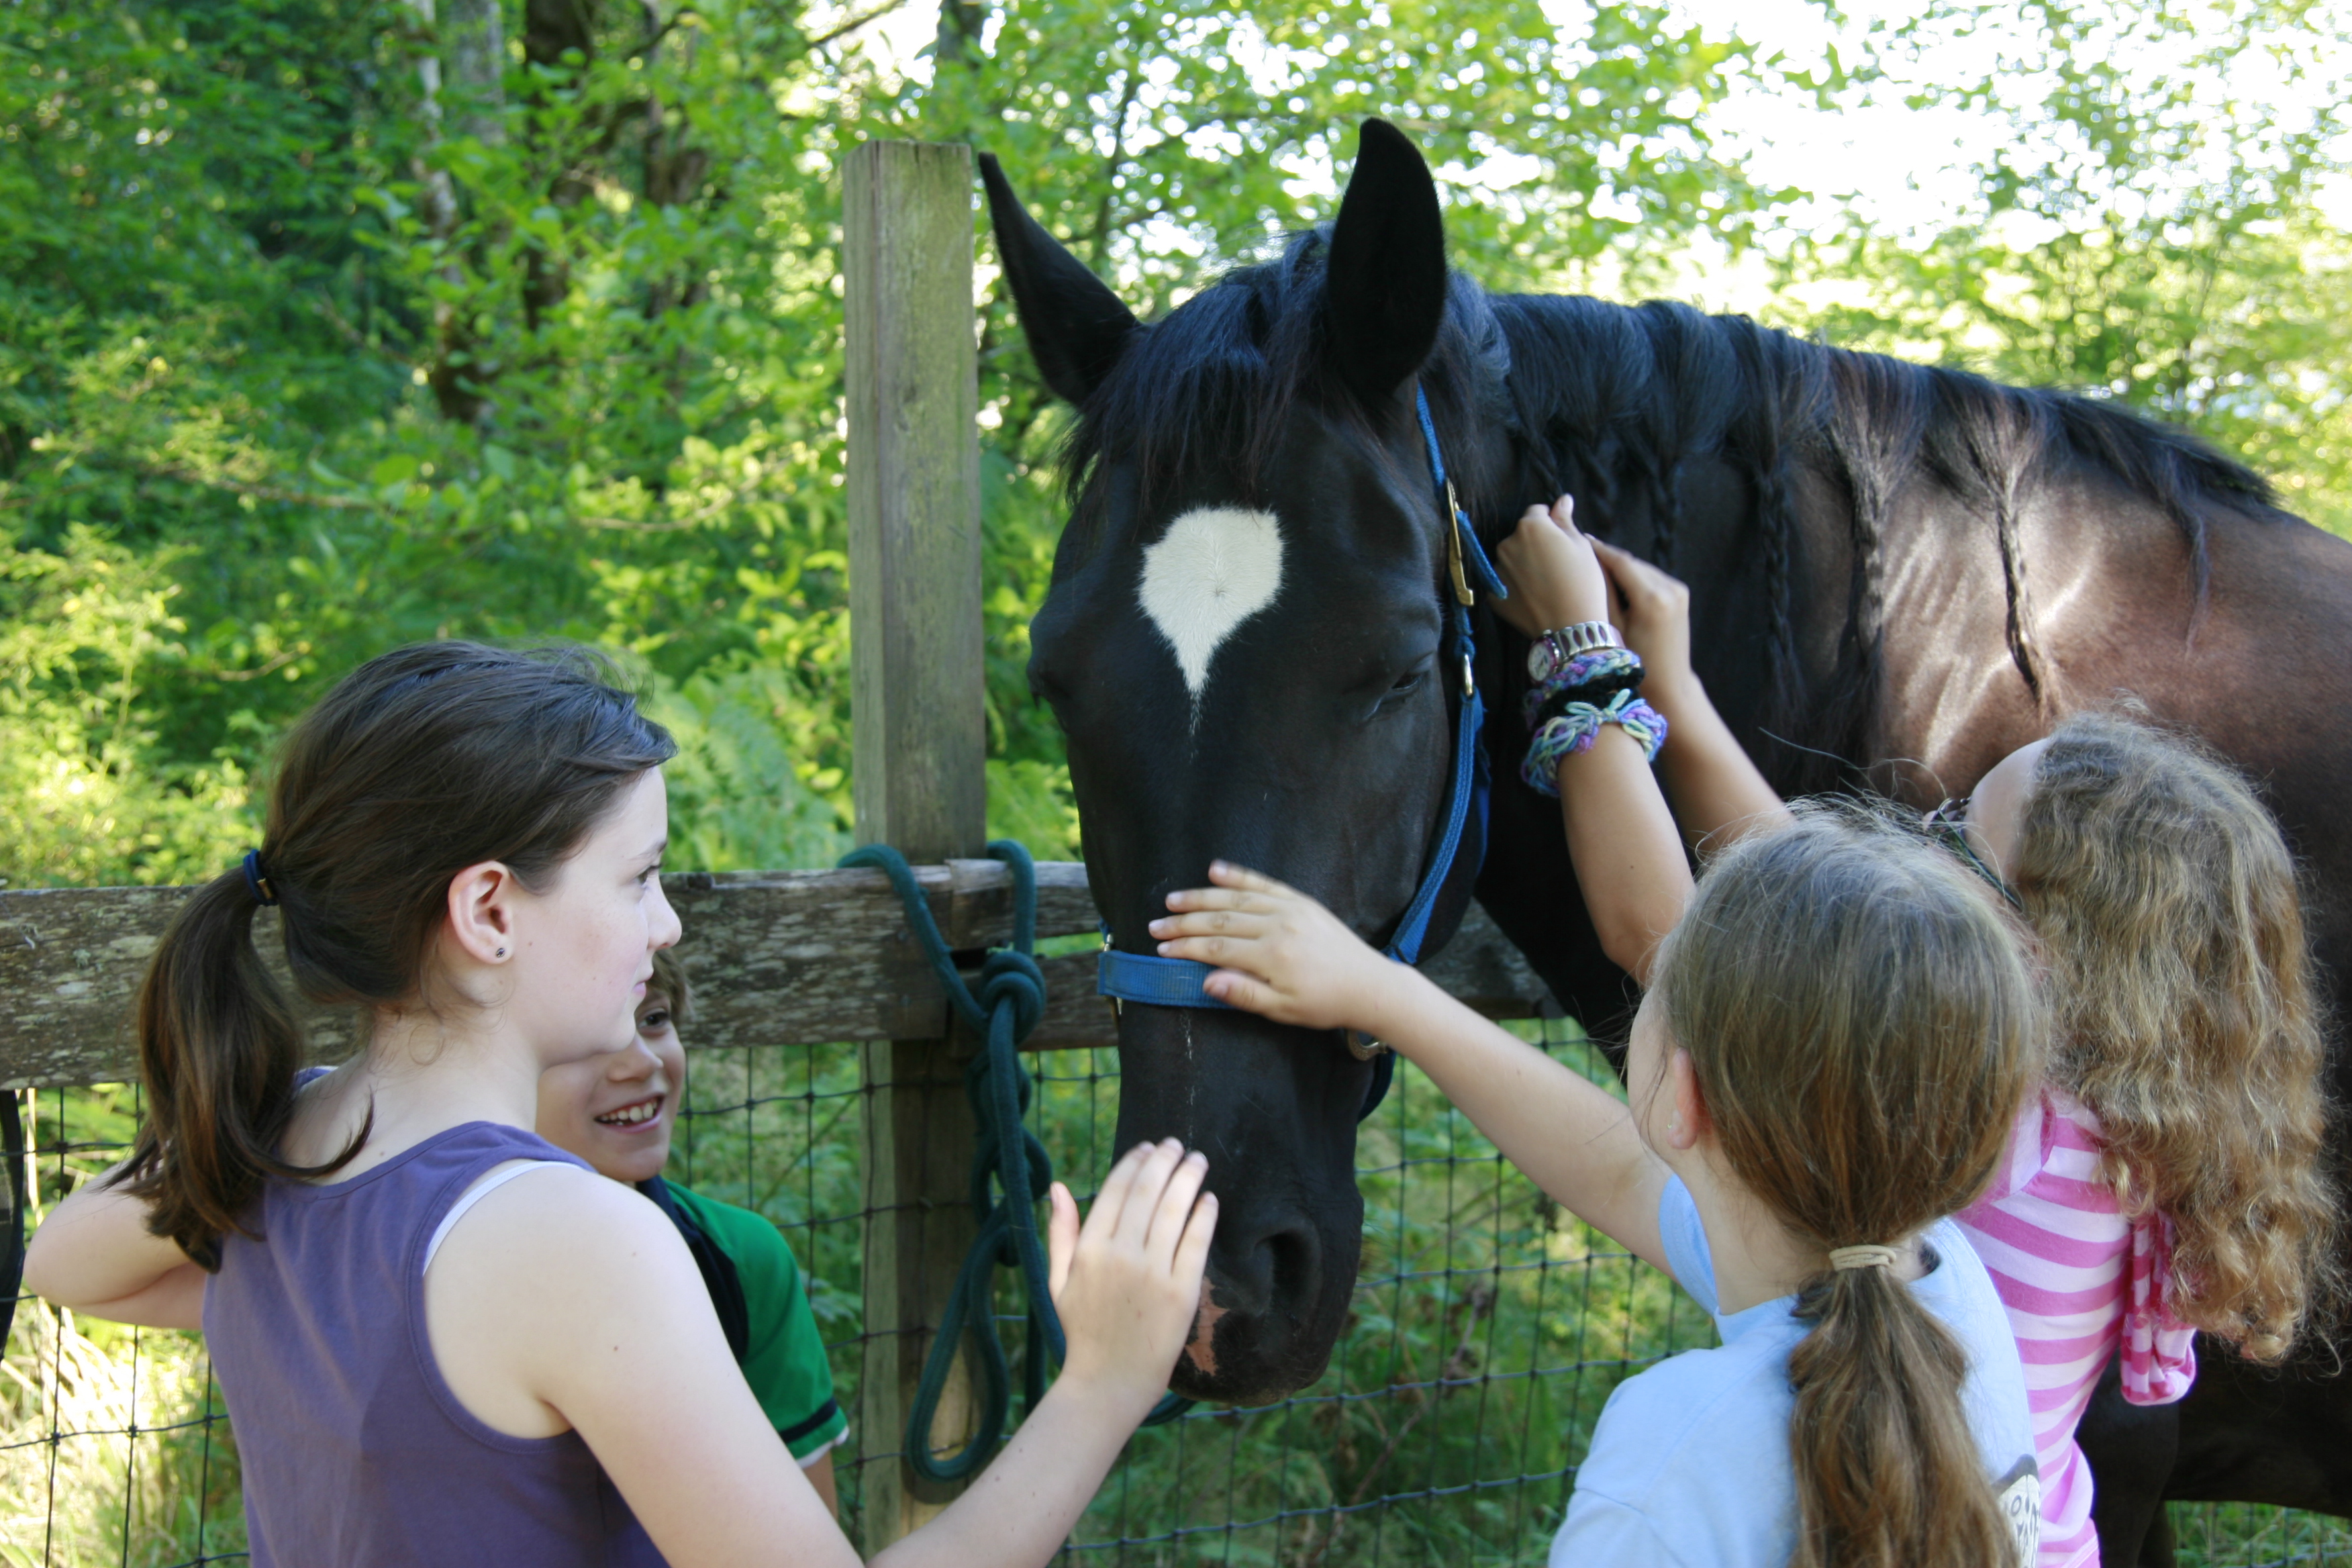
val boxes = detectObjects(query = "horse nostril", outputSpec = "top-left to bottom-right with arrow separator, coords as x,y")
1263,1224 -> 1322,1313
1214,1219 -> 1322,1320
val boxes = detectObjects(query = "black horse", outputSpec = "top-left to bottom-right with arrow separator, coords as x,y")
983,120 -> 2352,1563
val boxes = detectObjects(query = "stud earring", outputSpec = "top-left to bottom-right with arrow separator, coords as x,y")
495,946 -> 507,958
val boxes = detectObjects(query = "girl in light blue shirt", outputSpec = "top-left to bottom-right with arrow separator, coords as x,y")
1151,498 -> 2043,1568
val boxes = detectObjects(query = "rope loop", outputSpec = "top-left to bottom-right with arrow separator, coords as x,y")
842,838 -> 1191,1484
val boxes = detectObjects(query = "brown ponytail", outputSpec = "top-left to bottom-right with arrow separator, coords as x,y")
114,642 -> 675,1269
1652,805 -> 2043,1568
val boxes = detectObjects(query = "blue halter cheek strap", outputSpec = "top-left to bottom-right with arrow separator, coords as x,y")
1098,387 -> 1506,1123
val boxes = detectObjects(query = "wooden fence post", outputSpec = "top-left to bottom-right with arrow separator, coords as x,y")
843,138 -> 986,1551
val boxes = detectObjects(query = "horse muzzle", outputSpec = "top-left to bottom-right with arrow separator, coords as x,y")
1108,1004 -> 1371,1405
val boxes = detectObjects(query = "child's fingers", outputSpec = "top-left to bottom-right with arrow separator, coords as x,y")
1206,861 -> 1297,899
1155,932 -> 1273,971
1142,1150 -> 1210,1256
1173,1191 -> 1219,1291
1202,968 -> 1282,1016
1081,1141 -> 1157,1244
1149,908 -> 1274,941
1047,1180 -> 1079,1302
1163,885 -> 1276,916
1113,1140 -> 1188,1249
1549,493 -> 1578,535
1591,538 -> 1684,600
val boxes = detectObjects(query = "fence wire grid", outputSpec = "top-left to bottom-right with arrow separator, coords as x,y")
5,1028 -> 2350,1567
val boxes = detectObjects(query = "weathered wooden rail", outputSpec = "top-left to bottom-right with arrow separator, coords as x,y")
0,865 -> 1551,1089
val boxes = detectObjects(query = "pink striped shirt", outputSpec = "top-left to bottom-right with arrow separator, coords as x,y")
1956,1088 -> 2197,1568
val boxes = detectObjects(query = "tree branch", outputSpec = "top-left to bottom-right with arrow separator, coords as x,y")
807,0 -> 911,50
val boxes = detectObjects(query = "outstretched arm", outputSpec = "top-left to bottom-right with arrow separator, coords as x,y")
1492,498 -> 1690,983
1151,868 -> 1673,1272
1586,538 -> 1790,850
467,1140 -> 1216,1568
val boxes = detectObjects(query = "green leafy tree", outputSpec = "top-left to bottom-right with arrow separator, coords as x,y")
1,0 -> 1796,883
1783,0 -> 2352,535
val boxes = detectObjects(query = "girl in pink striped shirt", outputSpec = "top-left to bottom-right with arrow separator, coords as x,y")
1926,714 -> 2333,1564
1491,499 -> 2335,1568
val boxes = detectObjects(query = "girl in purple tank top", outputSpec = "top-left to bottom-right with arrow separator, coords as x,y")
25,640 -> 1219,1568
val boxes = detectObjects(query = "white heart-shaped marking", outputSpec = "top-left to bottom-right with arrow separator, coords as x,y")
1138,506 -> 1285,702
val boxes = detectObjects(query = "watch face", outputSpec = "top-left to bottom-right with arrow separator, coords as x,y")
1526,639 -> 1557,681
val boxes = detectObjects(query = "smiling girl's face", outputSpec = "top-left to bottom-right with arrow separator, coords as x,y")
534,985 -> 687,1184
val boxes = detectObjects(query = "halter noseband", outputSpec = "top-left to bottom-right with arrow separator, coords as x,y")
1097,387 -> 1506,1122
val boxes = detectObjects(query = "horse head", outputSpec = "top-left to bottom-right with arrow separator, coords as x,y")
984,121 -> 1514,1402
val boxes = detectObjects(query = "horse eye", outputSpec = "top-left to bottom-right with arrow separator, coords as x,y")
1385,666 -> 1428,699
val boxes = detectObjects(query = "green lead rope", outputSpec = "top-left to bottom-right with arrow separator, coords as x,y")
838,841 -> 1191,1483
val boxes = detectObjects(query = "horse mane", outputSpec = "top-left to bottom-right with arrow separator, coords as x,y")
1489,295 -> 2276,787
1062,228 -> 1512,526
1062,233 -> 2278,793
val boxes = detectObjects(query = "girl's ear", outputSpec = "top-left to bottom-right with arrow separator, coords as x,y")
1666,1048 -> 1710,1152
444,861 -> 519,965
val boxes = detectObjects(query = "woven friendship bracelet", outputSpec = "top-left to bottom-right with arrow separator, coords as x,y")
1521,687 -> 1668,797
1522,646 -> 1644,726
1528,671 -> 1647,734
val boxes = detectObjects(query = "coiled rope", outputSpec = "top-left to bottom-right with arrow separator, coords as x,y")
840,840 -> 1191,1483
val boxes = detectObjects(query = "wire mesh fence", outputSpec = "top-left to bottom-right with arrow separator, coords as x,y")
7,1038 -> 2352,1567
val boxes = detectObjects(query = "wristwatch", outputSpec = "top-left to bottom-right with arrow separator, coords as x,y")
1526,620 -> 1623,681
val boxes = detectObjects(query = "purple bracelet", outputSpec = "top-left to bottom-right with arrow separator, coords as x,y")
1522,646 -> 1644,728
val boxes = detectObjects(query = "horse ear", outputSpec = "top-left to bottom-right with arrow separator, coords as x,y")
1323,119 -> 1449,407
980,153 -> 1140,405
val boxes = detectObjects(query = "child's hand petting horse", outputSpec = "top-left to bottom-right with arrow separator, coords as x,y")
1493,493 -> 1610,638
1587,537 -> 1698,701
1151,863 -> 1407,1032
1046,1138 -> 1218,1420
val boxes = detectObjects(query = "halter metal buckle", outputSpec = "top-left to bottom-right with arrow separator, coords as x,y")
1445,481 -> 1475,608
1101,928 -> 1122,1017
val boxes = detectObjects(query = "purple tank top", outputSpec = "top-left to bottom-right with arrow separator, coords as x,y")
203,1121 -> 671,1567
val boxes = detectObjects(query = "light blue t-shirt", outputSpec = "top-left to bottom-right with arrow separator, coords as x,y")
1551,1177 -> 2039,1567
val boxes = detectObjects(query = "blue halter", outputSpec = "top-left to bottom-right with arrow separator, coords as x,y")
1098,387 -> 1506,1122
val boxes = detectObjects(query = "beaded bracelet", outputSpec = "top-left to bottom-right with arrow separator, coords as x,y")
1521,687 -> 1669,797
1522,646 -> 1645,729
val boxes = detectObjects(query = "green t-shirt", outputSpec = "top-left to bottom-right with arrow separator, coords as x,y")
665,1183 -> 848,1463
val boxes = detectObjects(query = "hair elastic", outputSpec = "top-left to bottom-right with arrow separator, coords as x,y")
241,849 -> 279,908
1827,1244 -> 1900,1271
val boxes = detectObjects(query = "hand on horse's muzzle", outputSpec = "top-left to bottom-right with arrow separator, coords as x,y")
1046,1138 -> 1219,1422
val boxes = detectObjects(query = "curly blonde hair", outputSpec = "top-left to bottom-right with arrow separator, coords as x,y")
2014,711 -> 2337,1362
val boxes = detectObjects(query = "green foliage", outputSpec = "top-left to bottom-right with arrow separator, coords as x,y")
0,0 -> 1800,884
0,526 -> 249,887
1779,0 -> 2352,536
